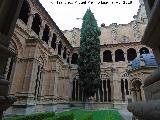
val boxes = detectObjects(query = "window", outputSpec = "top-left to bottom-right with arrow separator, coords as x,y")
127,48 -> 137,61
71,53 -> 78,64
58,41 -> 62,55
19,0 -> 30,24
42,24 -> 50,44
103,50 -> 112,62
139,47 -> 149,55
31,13 -> 41,35
115,49 -> 125,62
51,33 -> 57,49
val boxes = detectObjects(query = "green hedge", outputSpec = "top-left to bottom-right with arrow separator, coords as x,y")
5,112 -> 55,120
45,112 -> 74,120
79,113 -> 93,120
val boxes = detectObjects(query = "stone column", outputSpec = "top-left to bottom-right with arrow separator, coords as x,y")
48,31 -> 52,47
27,13 -> 34,31
124,52 -> 128,62
112,68 -> 121,103
0,1 -> 24,119
112,53 -> 115,62
61,45 -> 64,58
69,54 -> 72,65
75,80 -> 77,100
100,51 -> 103,63
98,89 -> 100,102
0,0 -> 24,45
102,80 -> 104,102
55,41 -> 59,55
39,21 -> 45,39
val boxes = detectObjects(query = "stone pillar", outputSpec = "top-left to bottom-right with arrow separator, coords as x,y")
69,54 -> 72,65
102,80 -> 104,102
54,71 -> 59,98
0,0 -> 24,46
48,32 -> 53,47
100,51 -> 103,63
55,41 -> 59,55
27,13 -> 34,32
39,22 -> 45,39
112,53 -> 115,62
98,89 -> 100,102
74,80 -> 76,100
61,45 -> 64,58
0,1 -> 24,119
124,52 -> 128,62
112,68 -> 121,103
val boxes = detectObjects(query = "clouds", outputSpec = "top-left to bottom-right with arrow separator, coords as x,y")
39,0 -> 140,30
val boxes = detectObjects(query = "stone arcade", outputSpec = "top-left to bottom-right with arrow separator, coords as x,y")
2,0 -> 158,117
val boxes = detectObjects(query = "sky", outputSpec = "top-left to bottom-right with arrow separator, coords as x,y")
39,0 -> 140,30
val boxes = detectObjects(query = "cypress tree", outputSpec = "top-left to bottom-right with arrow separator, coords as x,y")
78,8 -> 101,101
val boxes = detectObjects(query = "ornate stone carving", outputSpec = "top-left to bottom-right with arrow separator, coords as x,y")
111,23 -> 117,41
132,21 -> 141,41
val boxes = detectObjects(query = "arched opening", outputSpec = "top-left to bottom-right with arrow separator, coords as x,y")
121,79 -> 125,102
99,80 -> 103,102
107,79 -> 111,102
31,13 -> 41,35
103,80 -> 107,101
98,74 -> 111,102
67,57 -> 70,63
58,41 -> 62,55
121,73 -> 129,102
42,24 -> 50,44
103,50 -> 112,62
131,80 -> 142,101
139,47 -> 149,55
51,33 -> 57,49
127,48 -> 137,61
63,47 -> 67,59
115,49 -> 125,62
72,76 -> 82,101
19,0 -> 30,24
71,53 -> 78,64
125,79 -> 129,95
72,78 -> 76,101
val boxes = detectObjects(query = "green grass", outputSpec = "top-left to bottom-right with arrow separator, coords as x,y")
5,109 -> 124,120
70,109 -> 124,120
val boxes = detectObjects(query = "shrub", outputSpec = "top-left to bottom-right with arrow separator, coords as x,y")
5,112 -> 55,120
79,113 -> 93,120
56,112 -> 74,120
